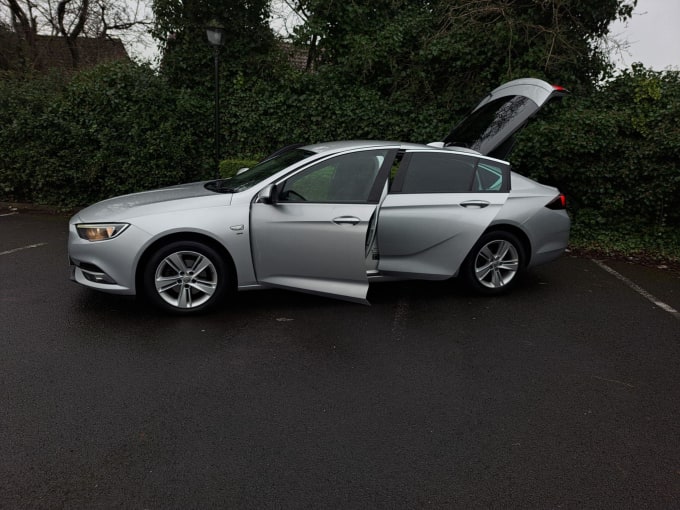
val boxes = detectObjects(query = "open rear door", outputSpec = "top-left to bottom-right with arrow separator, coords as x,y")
443,78 -> 568,159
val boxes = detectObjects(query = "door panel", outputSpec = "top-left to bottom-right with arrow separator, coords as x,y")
250,202 -> 376,302
376,193 -> 507,278
249,149 -> 395,302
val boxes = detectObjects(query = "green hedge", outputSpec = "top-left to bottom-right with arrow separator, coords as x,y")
220,158 -> 259,178
1,62 -> 678,256
0,63 -> 214,207
512,65 -> 680,237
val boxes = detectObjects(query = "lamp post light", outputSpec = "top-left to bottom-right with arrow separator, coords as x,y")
206,23 -> 226,180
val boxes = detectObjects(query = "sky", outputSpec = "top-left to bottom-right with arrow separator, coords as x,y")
608,0 -> 680,70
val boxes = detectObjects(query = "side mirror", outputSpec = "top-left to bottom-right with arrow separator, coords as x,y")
257,183 -> 278,204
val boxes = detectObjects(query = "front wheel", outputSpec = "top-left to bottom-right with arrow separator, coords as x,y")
461,231 -> 525,295
143,241 -> 229,314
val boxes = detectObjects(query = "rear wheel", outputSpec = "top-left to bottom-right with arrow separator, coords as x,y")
143,241 -> 229,314
462,231 -> 525,295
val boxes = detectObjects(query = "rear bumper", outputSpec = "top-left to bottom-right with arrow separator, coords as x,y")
526,210 -> 570,268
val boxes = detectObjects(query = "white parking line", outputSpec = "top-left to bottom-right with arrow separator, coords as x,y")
0,243 -> 48,256
592,259 -> 680,320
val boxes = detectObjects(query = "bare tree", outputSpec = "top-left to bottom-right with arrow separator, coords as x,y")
269,0 -> 306,38
269,0 -> 317,69
0,0 -> 153,68
438,0 -> 637,77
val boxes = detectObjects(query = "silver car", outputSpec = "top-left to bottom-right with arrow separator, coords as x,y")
68,78 -> 570,314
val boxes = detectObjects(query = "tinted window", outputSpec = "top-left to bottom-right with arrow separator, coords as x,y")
444,95 -> 535,157
474,162 -> 508,191
279,150 -> 387,203
399,153 -> 477,194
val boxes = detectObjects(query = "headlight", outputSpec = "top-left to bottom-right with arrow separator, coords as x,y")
76,223 -> 130,242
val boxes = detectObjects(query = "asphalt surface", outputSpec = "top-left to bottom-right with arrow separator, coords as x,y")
1,212 -> 679,509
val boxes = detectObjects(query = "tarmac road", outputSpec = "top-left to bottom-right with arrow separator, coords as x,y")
1,212 -> 679,508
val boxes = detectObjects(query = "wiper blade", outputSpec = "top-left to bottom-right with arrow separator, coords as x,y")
205,180 -> 236,193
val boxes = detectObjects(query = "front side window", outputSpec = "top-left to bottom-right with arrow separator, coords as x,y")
279,150 -> 388,203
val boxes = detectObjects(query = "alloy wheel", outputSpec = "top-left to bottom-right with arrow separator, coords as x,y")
153,250 -> 218,309
473,239 -> 520,289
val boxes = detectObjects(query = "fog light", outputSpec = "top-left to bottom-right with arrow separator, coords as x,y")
82,270 -> 117,285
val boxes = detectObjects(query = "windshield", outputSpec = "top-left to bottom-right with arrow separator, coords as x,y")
205,148 -> 316,193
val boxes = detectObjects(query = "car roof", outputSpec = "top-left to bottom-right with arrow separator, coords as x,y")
300,140 -> 404,153
299,140 -> 504,162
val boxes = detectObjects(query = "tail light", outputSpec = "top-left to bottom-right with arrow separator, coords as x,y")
546,193 -> 566,210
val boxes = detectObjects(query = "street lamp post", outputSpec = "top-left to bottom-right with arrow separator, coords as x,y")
206,23 -> 226,180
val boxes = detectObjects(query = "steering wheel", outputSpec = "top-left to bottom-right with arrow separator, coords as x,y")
285,189 -> 307,201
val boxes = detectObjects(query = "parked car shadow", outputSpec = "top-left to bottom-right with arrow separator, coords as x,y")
71,269 -> 552,319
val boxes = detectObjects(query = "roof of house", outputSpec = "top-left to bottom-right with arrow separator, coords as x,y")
0,31 -> 128,72
277,41 -> 309,71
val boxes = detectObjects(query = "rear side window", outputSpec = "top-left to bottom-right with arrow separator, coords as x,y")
399,153 -> 475,193
392,152 -> 509,194
474,162 -> 507,191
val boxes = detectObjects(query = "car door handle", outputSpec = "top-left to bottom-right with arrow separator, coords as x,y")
332,216 -> 361,226
460,200 -> 490,208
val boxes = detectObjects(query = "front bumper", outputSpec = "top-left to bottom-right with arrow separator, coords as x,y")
67,221 -> 151,295
69,259 -> 133,294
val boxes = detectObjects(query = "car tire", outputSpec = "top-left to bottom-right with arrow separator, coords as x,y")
461,231 -> 525,295
143,240 -> 229,314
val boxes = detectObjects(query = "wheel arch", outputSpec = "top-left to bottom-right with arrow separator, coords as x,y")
135,232 -> 237,294
481,223 -> 532,267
